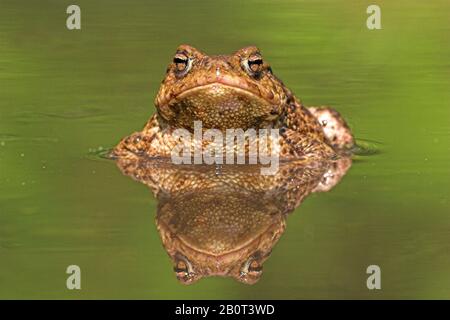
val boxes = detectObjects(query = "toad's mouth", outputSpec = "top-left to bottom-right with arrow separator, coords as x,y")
176,82 -> 269,104
158,81 -> 280,130
164,72 -> 278,105
176,77 -> 266,97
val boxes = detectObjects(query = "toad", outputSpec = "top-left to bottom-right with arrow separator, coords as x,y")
113,45 -> 354,161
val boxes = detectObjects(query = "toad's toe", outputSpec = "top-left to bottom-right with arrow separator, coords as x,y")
308,106 -> 354,149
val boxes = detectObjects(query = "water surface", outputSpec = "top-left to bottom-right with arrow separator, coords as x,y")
0,0 -> 449,299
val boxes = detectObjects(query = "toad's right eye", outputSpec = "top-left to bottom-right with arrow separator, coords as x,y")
173,53 -> 192,77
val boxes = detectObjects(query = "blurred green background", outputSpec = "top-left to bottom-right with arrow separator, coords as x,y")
0,0 -> 449,299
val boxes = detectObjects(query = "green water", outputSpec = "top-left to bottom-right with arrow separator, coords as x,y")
0,0 -> 449,299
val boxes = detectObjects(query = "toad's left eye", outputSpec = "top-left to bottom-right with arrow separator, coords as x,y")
248,57 -> 263,72
243,54 -> 264,77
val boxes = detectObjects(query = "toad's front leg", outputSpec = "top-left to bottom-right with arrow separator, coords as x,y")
111,114 -> 175,160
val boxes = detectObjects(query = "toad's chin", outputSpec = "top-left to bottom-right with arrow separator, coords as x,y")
158,82 -> 279,131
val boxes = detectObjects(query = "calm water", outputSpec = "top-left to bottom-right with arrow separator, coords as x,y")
0,0 -> 449,299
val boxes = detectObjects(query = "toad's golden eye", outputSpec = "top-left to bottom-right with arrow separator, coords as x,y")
173,53 -> 192,76
243,53 -> 264,77
248,56 -> 263,72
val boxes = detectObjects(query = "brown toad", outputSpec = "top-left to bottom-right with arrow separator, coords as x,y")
113,45 -> 354,160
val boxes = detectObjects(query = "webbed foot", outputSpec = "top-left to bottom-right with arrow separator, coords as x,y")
308,106 -> 354,149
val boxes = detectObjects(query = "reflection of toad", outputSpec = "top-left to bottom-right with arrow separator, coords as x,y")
114,157 -> 352,284
113,45 -> 354,161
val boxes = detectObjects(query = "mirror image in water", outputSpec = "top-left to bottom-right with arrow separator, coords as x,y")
114,157 -> 352,285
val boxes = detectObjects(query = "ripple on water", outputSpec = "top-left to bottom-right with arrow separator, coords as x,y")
85,146 -> 115,162
352,138 -> 383,158
84,139 -> 382,164
0,133 -> 59,144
